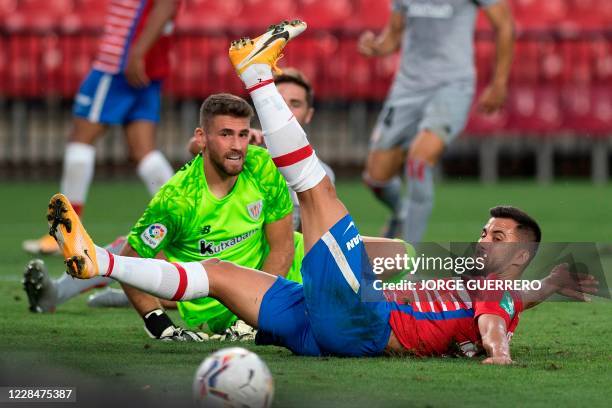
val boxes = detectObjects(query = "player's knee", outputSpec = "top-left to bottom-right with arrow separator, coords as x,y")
201,258 -> 222,267
408,130 -> 446,166
364,160 -> 395,183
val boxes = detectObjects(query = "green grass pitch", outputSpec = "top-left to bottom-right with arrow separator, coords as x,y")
1,180 -> 611,407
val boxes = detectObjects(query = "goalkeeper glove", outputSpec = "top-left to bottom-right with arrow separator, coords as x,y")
143,308 -> 206,342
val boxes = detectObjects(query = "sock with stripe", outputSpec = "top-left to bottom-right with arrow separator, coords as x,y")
60,142 -> 96,216
94,246 -> 209,301
242,65 -> 326,192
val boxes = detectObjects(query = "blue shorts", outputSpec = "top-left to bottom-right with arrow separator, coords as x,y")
256,215 -> 392,357
73,69 -> 161,125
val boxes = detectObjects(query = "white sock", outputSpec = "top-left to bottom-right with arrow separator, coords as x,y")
60,142 -> 96,206
94,246 -> 209,301
244,65 -> 326,192
137,150 -> 173,195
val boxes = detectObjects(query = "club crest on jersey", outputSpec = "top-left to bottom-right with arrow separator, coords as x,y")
247,200 -> 263,220
141,223 -> 167,249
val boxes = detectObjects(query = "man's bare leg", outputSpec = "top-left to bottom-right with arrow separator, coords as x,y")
47,193 -> 276,329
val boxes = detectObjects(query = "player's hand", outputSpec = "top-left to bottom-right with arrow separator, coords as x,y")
482,356 -> 513,365
477,81 -> 508,114
124,52 -> 150,88
358,31 -> 378,57
248,128 -> 265,146
158,326 -> 208,342
547,263 -> 599,302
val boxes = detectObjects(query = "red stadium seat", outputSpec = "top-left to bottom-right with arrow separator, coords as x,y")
508,86 -> 562,134
66,0 -> 109,31
0,0 -> 17,19
296,0 -> 354,30
591,38 -> 612,84
0,35 -> 7,95
58,34 -> 98,97
41,35 -> 63,96
512,0 -> 568,31
509,41 -> 540,84
178,0 -> 244,31
348,0 -> 391,31
7,34 -> 44,97
236,0 -> 298,30
590,87 -> 612,135
562,85 -> 612,136
475,40 -> 495,86
6,0 -> 75,32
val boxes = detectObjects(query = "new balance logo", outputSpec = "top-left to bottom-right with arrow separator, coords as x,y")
345,234 -> 362,251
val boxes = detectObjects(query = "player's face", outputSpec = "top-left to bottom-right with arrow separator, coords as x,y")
277,82 -> 314,126
202,115 -> 250,177
476,217 -> 525,273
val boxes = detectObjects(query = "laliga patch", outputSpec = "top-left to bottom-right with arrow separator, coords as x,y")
141,223 -> 167,249
247,200 -> 263,221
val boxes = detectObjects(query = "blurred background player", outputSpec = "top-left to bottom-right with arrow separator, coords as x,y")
22,0 -> 181,255
359,0 -> 514,244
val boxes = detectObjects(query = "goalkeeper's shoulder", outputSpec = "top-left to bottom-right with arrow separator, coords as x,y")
244,145 -> 285,184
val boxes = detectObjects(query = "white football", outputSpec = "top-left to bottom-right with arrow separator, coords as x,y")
193,347 -> 274,408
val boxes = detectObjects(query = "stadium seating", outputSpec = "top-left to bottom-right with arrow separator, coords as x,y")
0,0 -> 610,138
236,0 -> 299,30
5,0 -> 75,32
296,0 -> 354,30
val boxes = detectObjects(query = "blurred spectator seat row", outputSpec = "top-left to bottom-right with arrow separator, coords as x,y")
1,32 -> 610,96
466,85 -> 612,136
2,0 -> 612,32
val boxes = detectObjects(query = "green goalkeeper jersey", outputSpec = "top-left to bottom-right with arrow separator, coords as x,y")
127,145 -> 297,332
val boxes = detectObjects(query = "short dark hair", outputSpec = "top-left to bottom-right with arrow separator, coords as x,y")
274,68 -> 314,107
489,205 -> 542,243
199,93 -> 253,130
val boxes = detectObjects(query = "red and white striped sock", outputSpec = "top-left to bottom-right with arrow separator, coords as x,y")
94,246 -> 209,301
243,65 -> 326,192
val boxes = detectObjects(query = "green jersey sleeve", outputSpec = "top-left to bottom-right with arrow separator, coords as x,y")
127,183 -> 188,258
246,146 -> 293,224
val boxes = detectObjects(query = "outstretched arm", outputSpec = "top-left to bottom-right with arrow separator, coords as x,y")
521,263 -> 599,310
478,314 -> 513,365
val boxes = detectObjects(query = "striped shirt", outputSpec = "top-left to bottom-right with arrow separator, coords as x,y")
93,0 -> 179,80
385,276 -> 523,357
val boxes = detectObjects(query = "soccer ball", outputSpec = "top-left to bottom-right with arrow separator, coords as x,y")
192,347 -> 274,408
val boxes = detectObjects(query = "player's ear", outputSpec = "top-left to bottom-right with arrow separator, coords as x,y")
194,127 -> 206,148
513,248 -> 531,269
